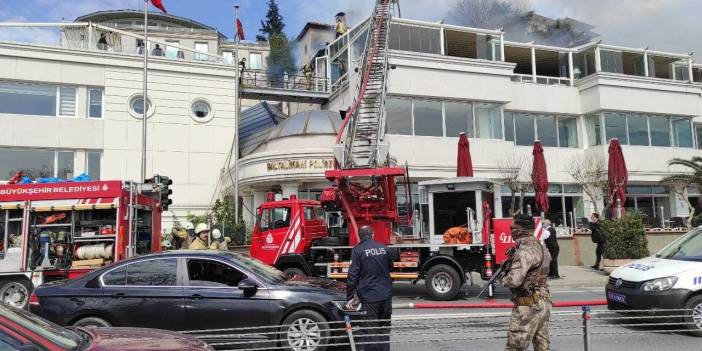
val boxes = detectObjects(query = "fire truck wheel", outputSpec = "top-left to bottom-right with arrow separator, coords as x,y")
425,264 -> 461,301
280,309 -> 329,351
283,267 -> 306,278
0,279 -> 31,309
73,317 -> 111,328
684,294 -> 702,336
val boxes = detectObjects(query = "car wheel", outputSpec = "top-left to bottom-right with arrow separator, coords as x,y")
284,267 -> 306,278
280,310 -> 329,351
0,279 -> 31,309
425,264 -> 461,301
684,295 -> 702,336
73,317 -> 111,328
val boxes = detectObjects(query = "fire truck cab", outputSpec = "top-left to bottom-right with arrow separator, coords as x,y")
0,180 -> 163,309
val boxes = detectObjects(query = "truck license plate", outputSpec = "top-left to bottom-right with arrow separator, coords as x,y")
607,292 -> 626,303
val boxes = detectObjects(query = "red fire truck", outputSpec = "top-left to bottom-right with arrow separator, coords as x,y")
0,180 -> 164,308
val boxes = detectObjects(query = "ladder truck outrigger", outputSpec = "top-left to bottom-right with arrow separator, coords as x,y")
250,0 -> 518,300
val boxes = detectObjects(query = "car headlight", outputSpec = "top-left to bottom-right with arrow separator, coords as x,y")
641,276 -> 678,292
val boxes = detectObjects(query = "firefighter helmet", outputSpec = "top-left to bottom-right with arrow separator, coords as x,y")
195,223 -> 210,235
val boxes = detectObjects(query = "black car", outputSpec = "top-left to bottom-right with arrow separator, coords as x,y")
30,251 -> 348,351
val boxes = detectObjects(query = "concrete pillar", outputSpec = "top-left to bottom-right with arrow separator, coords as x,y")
500,32 -> 505,61
531,45 -> 537,82
281,183 -> 299,199
493,184 -> 503,218
439,27 -> 445,56
689,57 -> 695,83
568,51 -> 575,86
671,190 -> 690,218
242,193 -> 255,231
594,45 -> 602,72
253,191 -> 267,217
643,51 -> 649,77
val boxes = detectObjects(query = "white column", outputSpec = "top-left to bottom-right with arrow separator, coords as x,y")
643,51 -> 649,77
531,45 -> 537,82
594,45 -> 602,72
568,51 -> 574,86
281,183 -> 300,199
253,191 -> 267,215
439,27 -> 445,55
494,184 -> 503,218
500,32 -> 505,61
688,56 -> 694,82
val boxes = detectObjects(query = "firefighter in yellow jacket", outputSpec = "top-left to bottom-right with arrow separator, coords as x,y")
502,214 -> 552,351
190,223 -> 210,250
209,228 -> 231,250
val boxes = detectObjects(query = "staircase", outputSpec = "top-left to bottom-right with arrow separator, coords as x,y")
338,0 -> 392,168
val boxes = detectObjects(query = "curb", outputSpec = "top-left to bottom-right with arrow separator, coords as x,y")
393,299 -> 608,309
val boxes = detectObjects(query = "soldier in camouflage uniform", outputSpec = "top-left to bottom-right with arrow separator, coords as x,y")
502,214 -> 552,351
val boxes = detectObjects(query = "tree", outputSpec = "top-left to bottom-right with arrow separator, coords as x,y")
497,154 -> 532,216
566,153 -> 608,215
257,0 -> 285,42
661,157 -> 702,227
266,33 -> 296,80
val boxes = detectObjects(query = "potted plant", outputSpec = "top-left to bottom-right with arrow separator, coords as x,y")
601,212 -> 649,273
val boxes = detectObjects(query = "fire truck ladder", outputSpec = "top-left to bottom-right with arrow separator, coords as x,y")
336,0 -> 392,169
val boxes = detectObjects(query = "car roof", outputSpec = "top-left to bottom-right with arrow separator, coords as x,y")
117,250 -> 241,264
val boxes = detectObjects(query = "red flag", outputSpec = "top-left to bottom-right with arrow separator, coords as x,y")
150,0 -> 167,14
236,18 -> 245,41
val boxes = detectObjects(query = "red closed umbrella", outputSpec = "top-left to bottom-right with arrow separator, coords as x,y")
457,132 -> 474,177
531,141 -> 549,213
608,138 -> 628,216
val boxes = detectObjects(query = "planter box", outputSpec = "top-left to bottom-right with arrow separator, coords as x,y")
602,258 -> 636,274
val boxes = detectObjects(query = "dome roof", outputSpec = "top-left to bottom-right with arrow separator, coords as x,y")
266,110 -> 342,141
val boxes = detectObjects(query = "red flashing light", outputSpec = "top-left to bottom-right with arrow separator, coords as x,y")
29,292 -> 40,307
267,192 -> 275,202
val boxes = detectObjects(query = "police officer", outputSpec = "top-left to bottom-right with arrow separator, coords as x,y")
502,214 -> 552,351
346,225 -> 394,351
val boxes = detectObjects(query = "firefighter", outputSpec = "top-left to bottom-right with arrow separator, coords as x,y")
502,214 -> 552,351
335,12 -> 347,38
209,228 -> 231,250
190,223 -> 210,250
346,225 -> 394,351
303,63 -> 313,90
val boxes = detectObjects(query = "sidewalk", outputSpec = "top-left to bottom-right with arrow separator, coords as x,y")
546,265 -> 609,288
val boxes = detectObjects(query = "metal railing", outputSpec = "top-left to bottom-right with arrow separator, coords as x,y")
240,70 -> 329,93
511,73 -> 571,86
181,306 -> 699,350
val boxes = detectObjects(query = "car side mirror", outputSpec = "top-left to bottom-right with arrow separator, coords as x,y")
238,278 -> 258,296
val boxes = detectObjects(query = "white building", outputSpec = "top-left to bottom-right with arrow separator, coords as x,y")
237,16 -> 702,231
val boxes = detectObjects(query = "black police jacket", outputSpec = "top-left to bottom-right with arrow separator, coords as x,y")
346,238 -> 395,303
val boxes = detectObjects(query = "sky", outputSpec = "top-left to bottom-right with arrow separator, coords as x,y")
0,0 -> 701,58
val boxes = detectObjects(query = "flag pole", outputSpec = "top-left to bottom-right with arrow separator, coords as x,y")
141,0 -> 149,181
233,4 -> 241,225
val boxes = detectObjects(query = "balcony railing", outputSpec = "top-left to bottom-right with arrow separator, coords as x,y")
241,70 -> 329,93
511,73 -> 571,86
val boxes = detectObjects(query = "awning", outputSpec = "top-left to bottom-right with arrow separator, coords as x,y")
30,198 -> 118,212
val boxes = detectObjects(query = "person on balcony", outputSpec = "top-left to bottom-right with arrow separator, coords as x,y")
97,33 -> 108,50
303,63 -> 313,90
152,44 -> 164,57
335,12 -> 347,38
238,57 -> 247,85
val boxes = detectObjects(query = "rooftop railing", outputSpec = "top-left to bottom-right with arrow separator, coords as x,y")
241,69 -> 329,94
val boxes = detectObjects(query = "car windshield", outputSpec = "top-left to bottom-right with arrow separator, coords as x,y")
224,252 -> 287,283
657,227 -> 702,262
0,303 -> 81,349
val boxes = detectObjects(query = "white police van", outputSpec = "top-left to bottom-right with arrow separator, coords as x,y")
606,226 -> 702,334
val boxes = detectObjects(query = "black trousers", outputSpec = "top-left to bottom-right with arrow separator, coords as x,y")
594,242 -> 605,268
547,245 -> 559,277
357,300 -> 392,351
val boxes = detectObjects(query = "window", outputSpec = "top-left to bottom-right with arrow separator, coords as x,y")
128,95 -> 154,119
271,207 -> 291,229
222,51 -> 233,65
504,111 -> 515,142
258,208 -> 271,231
0,148 -> 54,180
86,152 -> 101,180
165,40 -> 179,59
445,102 -> 473,138
187,259 -> 245,287
600,50 -> 623,74
0,81 -> 56,116
190,99 -> 213,122
604,112 -> 627,144
195,42 -> 209,61
59,86 -> 76,116
304,207 -> 316,221
558,117 -> 578,148
514,113 -> 535,146
88,88 -> 103,118
535,115 -> 557,147
696,124 -> 702,149
413,100 -> 442,137
388,23 -> 441,55
585,114 -> 602,146
474,103 -> 502,139
102,266 -> 127,286
249,53 -> 263,69
125,259 -> 177,286
57,152 -> 74,179
649,115 -> 671,147
385,97 -> 412,135
627,114 -> 649,146
672,117 -> 693,148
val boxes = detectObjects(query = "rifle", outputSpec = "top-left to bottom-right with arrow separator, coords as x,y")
477,247 -> 517,298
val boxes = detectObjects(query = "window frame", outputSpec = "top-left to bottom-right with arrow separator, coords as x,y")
85,151 -> 102,180
57,86 -> 77,117
189,98 -> 214,123
184,257 -> 266,289
0,148 -> 76,180
127,94 -> 155,119
87,87 -> 104,119
99,257 -> 180,288
249,52 -> 263,70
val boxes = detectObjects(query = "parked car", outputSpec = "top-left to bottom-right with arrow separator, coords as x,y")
30,251 -> 348,351
0,302 -> 213,351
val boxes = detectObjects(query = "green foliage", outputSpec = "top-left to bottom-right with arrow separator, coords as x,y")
601,213 -> 649,259
266,33 -> 296,78
257,0 -> 285,42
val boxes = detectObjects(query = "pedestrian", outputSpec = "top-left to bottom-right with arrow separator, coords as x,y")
97,33 -> 108,50
152,44 -> 164,57
136,41 -> 145,55
335,12 -> 347,38
542,219 -> 560,279
503,214 -> 552,351
589,213 -> 606,271
346,226 -> 395,351
209,228 -> 231,250
189,223 -> 210,250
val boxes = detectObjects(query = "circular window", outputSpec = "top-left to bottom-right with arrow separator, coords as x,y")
128,94 -> 155,119
190,99 -> 214,122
